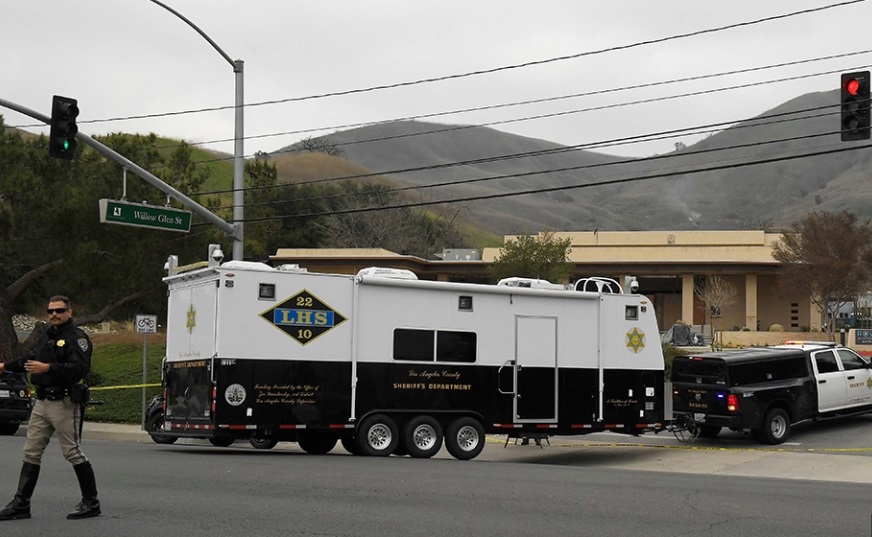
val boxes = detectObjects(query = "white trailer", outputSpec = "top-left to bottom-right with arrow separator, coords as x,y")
159,249 -> 665,460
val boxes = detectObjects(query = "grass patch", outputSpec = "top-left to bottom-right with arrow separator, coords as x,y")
85,332 -> 167,424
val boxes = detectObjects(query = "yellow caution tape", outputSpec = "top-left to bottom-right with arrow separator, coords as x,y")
89,383 -> 161,391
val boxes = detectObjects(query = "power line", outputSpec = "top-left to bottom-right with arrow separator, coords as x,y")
11,0 -> 866,130
235,142 -> 871,225
202,91 -> 847,201
151,49 -> 872,154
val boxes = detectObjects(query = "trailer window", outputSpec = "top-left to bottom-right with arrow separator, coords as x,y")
436,331 -> 477,363
393,329 -> 477,363
393,329 -> 434,361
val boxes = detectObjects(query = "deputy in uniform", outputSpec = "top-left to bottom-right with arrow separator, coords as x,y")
0,295 -> 100,521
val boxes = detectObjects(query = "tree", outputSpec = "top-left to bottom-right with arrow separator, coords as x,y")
772,210 -> 872,340
489,231 -> 573,283
296,136 -> 344,157
693,274 -> 737,349
0,120 -> 217,361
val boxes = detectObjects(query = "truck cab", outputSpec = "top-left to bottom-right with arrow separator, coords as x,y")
672,342 -> 872,444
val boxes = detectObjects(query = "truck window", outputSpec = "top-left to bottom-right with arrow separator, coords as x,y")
672,359 -> 727,385
837,349 -> 869,371
814,350 -> 839,374
728,357 -> 807,386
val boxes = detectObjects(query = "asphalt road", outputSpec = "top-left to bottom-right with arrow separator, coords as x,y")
1,416 -> 871,537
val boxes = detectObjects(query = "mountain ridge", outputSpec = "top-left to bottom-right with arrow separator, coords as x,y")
274,89 -> 872,235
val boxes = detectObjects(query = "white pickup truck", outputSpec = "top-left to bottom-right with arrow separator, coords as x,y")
671,342 -> 872,444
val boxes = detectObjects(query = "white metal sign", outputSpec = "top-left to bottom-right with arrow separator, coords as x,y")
135,314 -> 158,334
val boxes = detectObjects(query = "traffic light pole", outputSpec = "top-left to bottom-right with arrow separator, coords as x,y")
148,0 -> 245,261
0,97 -> 240,241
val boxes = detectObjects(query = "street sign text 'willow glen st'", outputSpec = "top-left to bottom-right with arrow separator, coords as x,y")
99,199 -> 192,233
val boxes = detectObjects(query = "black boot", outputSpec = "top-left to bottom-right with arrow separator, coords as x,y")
67,462 -> 100,520
0,462 -> 40,521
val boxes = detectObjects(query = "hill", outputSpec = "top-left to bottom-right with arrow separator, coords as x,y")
276,90 -> 872,234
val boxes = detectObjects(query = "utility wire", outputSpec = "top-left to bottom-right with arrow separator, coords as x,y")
152,49 -> 872,153
203,97 -> 844,201
12,0 -> 866,129
234,142 -> 872,225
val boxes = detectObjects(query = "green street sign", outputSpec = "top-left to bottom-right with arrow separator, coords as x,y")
99,199 -> 192,233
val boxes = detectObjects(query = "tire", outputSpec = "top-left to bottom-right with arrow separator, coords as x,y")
402,415 -> 443,458
0,422 -> 19,436
209,435 -> 235,447
444,417 -> 485,460
298,432 -> 338,455
249,436 -> 279,450
146,413 -> 177,445
356,414 -> 399,456
698,426 -> 722,439
756,408 -> 791,445
340,435 -> 360,455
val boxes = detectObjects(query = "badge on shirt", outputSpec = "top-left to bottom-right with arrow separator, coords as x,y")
77,338 -> 89,352
56,340 -> 65,347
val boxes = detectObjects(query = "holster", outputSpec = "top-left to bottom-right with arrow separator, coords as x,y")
69,383 -> 90,405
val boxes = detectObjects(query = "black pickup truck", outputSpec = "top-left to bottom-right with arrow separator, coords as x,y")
672,342 -> 872,444
0,372 -> 32,435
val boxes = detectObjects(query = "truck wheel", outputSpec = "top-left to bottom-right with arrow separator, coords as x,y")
756,408 -> 791,445
445,417 -> 485,460
402,416 -> 443,458
298,432 -> 338,454
209,435 -> 235,447
0,422 -> 20,436
249,436 -> 279,450
146,413 -> 177,445
356,414 -> 398,456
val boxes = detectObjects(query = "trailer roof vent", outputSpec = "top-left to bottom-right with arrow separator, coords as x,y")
497,277 -> 563,290
357,267 -> 418,280
277,264 -> 308,273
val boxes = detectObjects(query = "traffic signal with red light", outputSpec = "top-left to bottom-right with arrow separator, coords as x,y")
49,95 -> 79,159
841,71 -> 870,142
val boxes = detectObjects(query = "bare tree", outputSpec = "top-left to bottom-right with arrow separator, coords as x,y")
772,210 -> 872,340
694,275 -> 737,350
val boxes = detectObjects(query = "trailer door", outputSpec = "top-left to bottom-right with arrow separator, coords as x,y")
514,316 -> 557,421
165,279 -> 218,425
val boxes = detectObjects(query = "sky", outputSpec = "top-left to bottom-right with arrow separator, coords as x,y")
3,0 -> 871,160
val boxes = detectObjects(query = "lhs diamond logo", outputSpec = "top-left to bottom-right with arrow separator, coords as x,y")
260,289 -> 347,345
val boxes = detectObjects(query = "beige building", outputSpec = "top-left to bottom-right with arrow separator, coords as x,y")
271,230 -> 817,334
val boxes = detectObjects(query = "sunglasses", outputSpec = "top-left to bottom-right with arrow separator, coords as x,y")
47,308 -> 68,314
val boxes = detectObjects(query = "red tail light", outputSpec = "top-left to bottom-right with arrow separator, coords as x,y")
726,394 -> 740,413
211,386 -> 217,413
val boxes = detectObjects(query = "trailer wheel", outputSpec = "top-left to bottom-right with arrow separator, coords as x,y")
356,414 -> 398,456
209,435 -> 234,447
340,435 -> 361,455
249,436 -> 279,450
445,417 -> 485,460
298,432 -> 338,455
146,413 -> 177,445
402,416 -> 443,458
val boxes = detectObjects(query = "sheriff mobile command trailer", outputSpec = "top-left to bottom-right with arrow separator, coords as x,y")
159,247 -> 665,460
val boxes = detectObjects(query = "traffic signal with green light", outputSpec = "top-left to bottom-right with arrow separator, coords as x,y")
841,71 -> 870,142
49,95 -> 79,159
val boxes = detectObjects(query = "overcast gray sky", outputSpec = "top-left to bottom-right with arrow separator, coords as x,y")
3,0 -> 870,159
